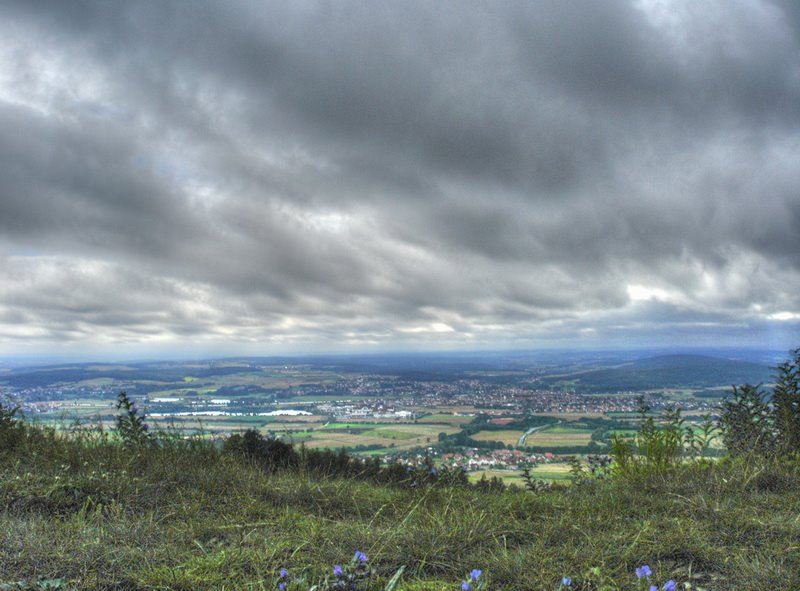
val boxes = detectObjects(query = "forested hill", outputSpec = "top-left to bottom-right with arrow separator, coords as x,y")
539,354 -> 773,393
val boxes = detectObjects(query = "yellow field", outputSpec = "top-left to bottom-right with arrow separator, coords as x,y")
266,415 -> 328,423
524,431 -> 592,446
298,433 -> 397,449
534,412 -> 606,420
468,469 -> 524,484
293,423 -> 460,451
530,463 -> 572,478
261,422 -> 325,432
468,462 -> 572,483
417,413 -> 474,425
410,405 -> 478,416
470,430 -> 526,446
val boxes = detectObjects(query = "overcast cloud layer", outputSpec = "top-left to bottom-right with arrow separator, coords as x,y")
1,0 -> 799,357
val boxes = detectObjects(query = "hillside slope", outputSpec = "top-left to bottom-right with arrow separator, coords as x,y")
1,423 -> 798,590
540,354 -> 772,392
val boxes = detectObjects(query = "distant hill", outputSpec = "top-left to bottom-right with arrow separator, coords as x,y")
540,354 -> 773,393
0,362 -> 262,389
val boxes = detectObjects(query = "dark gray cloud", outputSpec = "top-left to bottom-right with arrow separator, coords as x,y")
0,0 -> 799,355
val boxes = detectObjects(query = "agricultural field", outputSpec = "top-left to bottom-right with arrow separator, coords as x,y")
468,462 -> 572,485
288,422 -> 461,451
522,426 -> 593,447
468,469 -> 526,486
470,429 -> 526,446
3,350 -> 773,462
409,405 -> 480,416
536,411 -> 606,419
529,462 -> 572,480
416,412 -> 474,425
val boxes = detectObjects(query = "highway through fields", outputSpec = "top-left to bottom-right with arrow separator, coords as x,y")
517,421 -> 562,447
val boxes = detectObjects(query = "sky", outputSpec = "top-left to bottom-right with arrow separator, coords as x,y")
0,0 -> 799,359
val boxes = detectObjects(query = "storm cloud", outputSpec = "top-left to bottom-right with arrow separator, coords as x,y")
0,0 -> 798,356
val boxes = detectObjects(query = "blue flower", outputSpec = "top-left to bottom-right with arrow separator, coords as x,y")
470,569 -> 482,581
461,582 -> 472,591
649,586 -> 658,591
333,565 -> 343,577
354,550 -> 368,563
278,583 -> 287,591
279,568 -> 288,579
561,576 -> 572,586
635,565 -> 653,578
662,581 -> 677,591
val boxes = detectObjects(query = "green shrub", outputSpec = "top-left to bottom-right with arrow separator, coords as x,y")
718,384 -> 774,457
718,348 -> 800,459
223,429 -> 299,471
772,348 -> 800,455
0,400 -> 25,452
609,400 -> 688,482
114,391 -> 154,449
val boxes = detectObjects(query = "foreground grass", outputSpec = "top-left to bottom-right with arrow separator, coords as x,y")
1,427 -> 799,590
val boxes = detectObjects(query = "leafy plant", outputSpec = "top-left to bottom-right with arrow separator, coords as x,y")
687,414 -> 718,458
718,348 -> 800,458
0,398 -> 20,428
0,398 -> 25,451
718,384 -> 774,457
520,463 -> 549,492
610,402 -> 685,481
772,348 -> 800,455
115,391 -> 154,448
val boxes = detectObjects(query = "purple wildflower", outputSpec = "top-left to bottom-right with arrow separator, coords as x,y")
354,550 -> 368,563
333,565 -> 343,577
662,581 -> 677,591
562,576 -> 572,586
470,569 -> 482,581
461,582 -> 472,591
636,565 -> 653,578
279,569 -> 288,579
278,583 -> 287,591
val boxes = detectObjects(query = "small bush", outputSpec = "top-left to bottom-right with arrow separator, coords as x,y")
718,384 -> 774,457
718,348 -> 800,458
223,429 -> 299,471
0,400 -> 25,452
115,392 -> 154,449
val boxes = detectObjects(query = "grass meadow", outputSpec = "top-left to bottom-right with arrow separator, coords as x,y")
1,418 -> 799,591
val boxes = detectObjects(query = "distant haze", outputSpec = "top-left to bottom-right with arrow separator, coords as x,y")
1,1 -> 799,359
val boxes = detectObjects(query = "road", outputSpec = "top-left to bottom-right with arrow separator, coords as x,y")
517,420 -> 562,447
